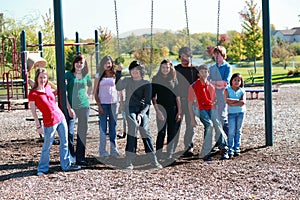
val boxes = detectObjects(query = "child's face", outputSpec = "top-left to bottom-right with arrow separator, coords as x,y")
160,63 -> 170,76
180,53 -> 191,66
75,59 -> 85,71
104,60 -> 113,70
38,72 -> 48,87
197,69 -> 209,79
232,76 -> 242,87
130,67 -> 142,79
214,52 -> 224,63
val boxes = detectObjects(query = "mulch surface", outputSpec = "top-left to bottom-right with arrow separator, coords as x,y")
0,84 -> 299,199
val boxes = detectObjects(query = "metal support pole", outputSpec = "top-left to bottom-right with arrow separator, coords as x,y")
262,0 -> 273,146
20,30 -> 28,109
53,0 -> 67,116
38,31 -> 43,57
76,32 -> 80,54
95,30 -> 100,73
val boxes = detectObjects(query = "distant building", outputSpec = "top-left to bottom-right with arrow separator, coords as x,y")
272,27 -> 300,43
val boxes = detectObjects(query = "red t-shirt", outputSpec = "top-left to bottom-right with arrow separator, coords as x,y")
28,85 -> 64,127
188,79 -> 216,110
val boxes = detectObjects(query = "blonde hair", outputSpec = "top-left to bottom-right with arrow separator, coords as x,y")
213,46 -> 227,59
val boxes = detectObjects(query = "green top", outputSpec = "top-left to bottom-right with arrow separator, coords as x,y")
65,71 -> 92,109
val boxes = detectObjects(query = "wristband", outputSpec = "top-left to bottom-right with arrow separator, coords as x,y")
36,125 -> 42,129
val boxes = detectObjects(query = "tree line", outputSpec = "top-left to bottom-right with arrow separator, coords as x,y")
1,0 -> 299,78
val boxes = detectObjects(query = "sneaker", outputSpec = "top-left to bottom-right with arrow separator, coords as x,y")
110,151 -> 120,158
182,150 -> 194,158
228,154 -> 234,159
203,155 -> 212,162
124,162 -> 133,170
221,151 -> 229,160
211,145 -> 220,153
65,164 -> 81,172
37,171 -> 46,176
234,152 -> 240,157
76,160 -> 89,166
151,162 -> 163,170
99,151 -> 109,159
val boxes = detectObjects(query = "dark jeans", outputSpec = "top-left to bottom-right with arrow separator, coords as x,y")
67,116 -> 75,160
68,107 -> 90,163
156,105 -> 181,158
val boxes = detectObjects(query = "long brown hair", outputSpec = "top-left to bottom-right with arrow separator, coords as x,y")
152,59 -> 177,89
154,59 -> 176,82
98,55 -> 116,81
71,54 -> 89,77
32,67 -> 48,89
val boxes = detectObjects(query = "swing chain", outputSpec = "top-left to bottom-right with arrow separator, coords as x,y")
114,0 -> 121,57
148,0 -> 154,77
216,0 -> 221,46
184,0 -> 191,49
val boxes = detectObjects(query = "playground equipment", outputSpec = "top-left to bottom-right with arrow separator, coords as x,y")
0,36 -> 24,110
0,30 -> 101,111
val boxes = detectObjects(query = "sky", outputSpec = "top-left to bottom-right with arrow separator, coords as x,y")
1,0 -> 299,39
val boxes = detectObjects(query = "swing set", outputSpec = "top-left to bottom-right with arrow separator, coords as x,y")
0,0 -> 274,146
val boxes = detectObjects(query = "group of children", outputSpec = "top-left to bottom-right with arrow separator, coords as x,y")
29,46 -> 246,174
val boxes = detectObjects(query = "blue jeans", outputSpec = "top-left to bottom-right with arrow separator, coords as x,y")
67,115 -> 76,162
125,110 -> 157,163
98,103 -> 119,156
38,119 -> 70,173
228,112 -> 245,155
74,107 -> 90,163
215,92 -> 229,146
197,109 -> 228,157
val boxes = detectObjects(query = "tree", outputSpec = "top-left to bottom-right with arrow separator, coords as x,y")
133,47 -> 168,78
224,31 -> 245,63
239,0 -> 263,73
0,13 -> 39,78
39,9 -> 55,70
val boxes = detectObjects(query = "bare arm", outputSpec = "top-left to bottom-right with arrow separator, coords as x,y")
93,77 -> 104,115
152,96 -> 164,121
224,88 -> 245,106
29,101 -> 43,134
175,96 -> 182,122
188,101 -> 197,127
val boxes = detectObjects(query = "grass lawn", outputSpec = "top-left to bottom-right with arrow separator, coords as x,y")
233,65 -> 300,85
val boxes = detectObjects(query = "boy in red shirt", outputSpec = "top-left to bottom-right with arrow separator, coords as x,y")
188,65 -> 229,161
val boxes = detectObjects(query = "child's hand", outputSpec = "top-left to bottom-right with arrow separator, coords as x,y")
156,110 -> 165,121
37,126 -> 44,134
175,113 -> 181,122
191,118 -> 197,127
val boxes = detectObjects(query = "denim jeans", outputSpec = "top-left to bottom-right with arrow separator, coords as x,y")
215,101 -> 229,146
197,109 -> 228,157
180,98 -> 194,151
98,103 -> 119,156
74,107 -> 90,163
228,112 -> 245,155
38,119 -> 70,173
67,115 -> 76,162
125,110 -> 157,163
156,105 -> 181,158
